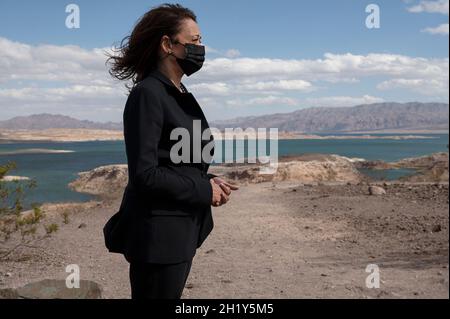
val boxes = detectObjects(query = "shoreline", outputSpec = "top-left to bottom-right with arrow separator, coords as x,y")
0,128 -> 448,143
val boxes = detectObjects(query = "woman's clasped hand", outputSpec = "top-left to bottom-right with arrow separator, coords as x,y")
210,177 -> 239,207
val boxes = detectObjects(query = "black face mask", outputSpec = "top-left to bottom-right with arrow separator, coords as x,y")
170,40 -> 205,76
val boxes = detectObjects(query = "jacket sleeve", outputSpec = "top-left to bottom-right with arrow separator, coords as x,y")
207,173 -> 218,179
126,85 -> 212,207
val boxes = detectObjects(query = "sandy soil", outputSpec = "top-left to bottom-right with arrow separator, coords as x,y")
0,180 -> 448,299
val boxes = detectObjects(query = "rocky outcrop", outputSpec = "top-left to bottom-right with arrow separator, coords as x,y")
66,154 -> 366,190
210,154 -> 366,184
401,160 -> 448,183
68,164 -> 128,199
355,152 -> 449,183
66,152 -> 448,196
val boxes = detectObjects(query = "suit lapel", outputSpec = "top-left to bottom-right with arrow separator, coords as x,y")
148,68 -> 215,163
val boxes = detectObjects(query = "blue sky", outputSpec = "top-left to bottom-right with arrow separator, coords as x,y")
0,0 -> 448,122
0,0 -> 448,57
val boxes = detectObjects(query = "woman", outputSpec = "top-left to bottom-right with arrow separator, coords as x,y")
103,3 -> 239,299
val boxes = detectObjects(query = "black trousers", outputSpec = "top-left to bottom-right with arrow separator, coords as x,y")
129,259 -> 193,299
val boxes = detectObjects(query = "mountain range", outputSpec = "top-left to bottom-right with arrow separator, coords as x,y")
1,102 -> 448,133
0,113 -> 122,130
210,102 -> 449,133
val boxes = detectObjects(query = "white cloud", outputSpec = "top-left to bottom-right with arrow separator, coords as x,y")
193,53 -> 448,85
224,49 -> 241,58
407,0 -> 449,35
189,82 -> 231,96
305,95 -> 385,108
0,85 -> 124,102
205,45 -> 241,58
407,0 -> 449,14
377,78 -> 449,95
422,23 -> 450,35
226,96 -> 300,107
0,37 -> 113,85
240,80 -> 314,91
189,79 -> 314,97
0,36 -> 448,122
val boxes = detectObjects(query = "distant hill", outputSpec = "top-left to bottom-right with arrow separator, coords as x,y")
0,113 -> 122,130
211,102 -> 449,133
1,102 -> 448,133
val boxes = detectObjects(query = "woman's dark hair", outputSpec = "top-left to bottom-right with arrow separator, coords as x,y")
106,3 -> 197,90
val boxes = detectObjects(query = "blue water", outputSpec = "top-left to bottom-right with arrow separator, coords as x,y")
0,140 -> 127,210
216,134 -> 449,163
0,134 -> 448,210
271,133 -> 448,162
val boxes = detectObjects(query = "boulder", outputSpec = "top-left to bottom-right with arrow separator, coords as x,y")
369,186 -> 386,196
0,288 -> 19,299
0,279 -> 102,299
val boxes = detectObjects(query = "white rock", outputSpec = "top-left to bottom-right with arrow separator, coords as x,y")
369,186 -> 386,196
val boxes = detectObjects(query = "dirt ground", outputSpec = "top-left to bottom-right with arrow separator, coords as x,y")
0,181 -> 448,299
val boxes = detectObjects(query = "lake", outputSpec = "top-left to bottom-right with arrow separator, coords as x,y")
0,133 -> 448,210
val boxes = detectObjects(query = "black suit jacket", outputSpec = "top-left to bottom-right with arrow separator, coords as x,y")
103,68 -> 217,264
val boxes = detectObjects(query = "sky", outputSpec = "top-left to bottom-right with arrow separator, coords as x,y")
0,0 -> 448,122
